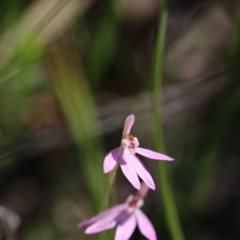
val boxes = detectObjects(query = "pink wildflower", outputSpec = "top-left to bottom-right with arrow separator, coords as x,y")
103,114 -> 174,190
78,194 -> 157,240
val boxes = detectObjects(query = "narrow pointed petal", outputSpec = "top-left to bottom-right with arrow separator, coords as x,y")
84,204 -> 127,234
115,214 -> 137,240
85,216 -> 116,234
130,154 -> 155,190
78,204 -> 126,228
104,148 -> 121,173
122,114 -> 135,137
120,150 -> 141,190
135,209 -> 157,240
136,147 -> 174,161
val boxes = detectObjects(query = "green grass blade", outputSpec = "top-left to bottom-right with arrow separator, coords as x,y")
151,1 -> 185,240
45,39 -> 109,240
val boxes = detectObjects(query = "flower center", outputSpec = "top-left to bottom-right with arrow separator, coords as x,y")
126,195 -> 144,214
121,134 -> 139,154
128,195 -> 140,208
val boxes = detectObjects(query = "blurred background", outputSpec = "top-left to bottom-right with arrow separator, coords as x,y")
0,0 -> 240,239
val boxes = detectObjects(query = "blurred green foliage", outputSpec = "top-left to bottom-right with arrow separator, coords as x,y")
0,0 -> 239,240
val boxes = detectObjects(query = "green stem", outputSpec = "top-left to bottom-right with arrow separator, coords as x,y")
151,1 -> 185,240
101,161 -> 119,210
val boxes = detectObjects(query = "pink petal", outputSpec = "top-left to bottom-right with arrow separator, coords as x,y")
136,147 -> 174,161
103,148 -> 121,173
122,114 -> 135,137
85,217 -> 116,234
84,204 -> 127,234
130,154 -> 155,190
115,214 -> 137,240
135,209 -> 157,240
120,150 -> 141,190
78,204 -> 126,228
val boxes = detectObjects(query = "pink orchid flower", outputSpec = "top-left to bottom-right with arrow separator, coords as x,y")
103,114 -> 174,190
78,194 -> 157,240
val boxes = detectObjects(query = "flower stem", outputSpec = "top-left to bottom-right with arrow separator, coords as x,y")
151,1 -> 185,240
101,161 -> 120,210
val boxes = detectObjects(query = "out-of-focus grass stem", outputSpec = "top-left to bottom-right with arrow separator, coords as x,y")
45,38 -> 109,240
151,1 -> 185,240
